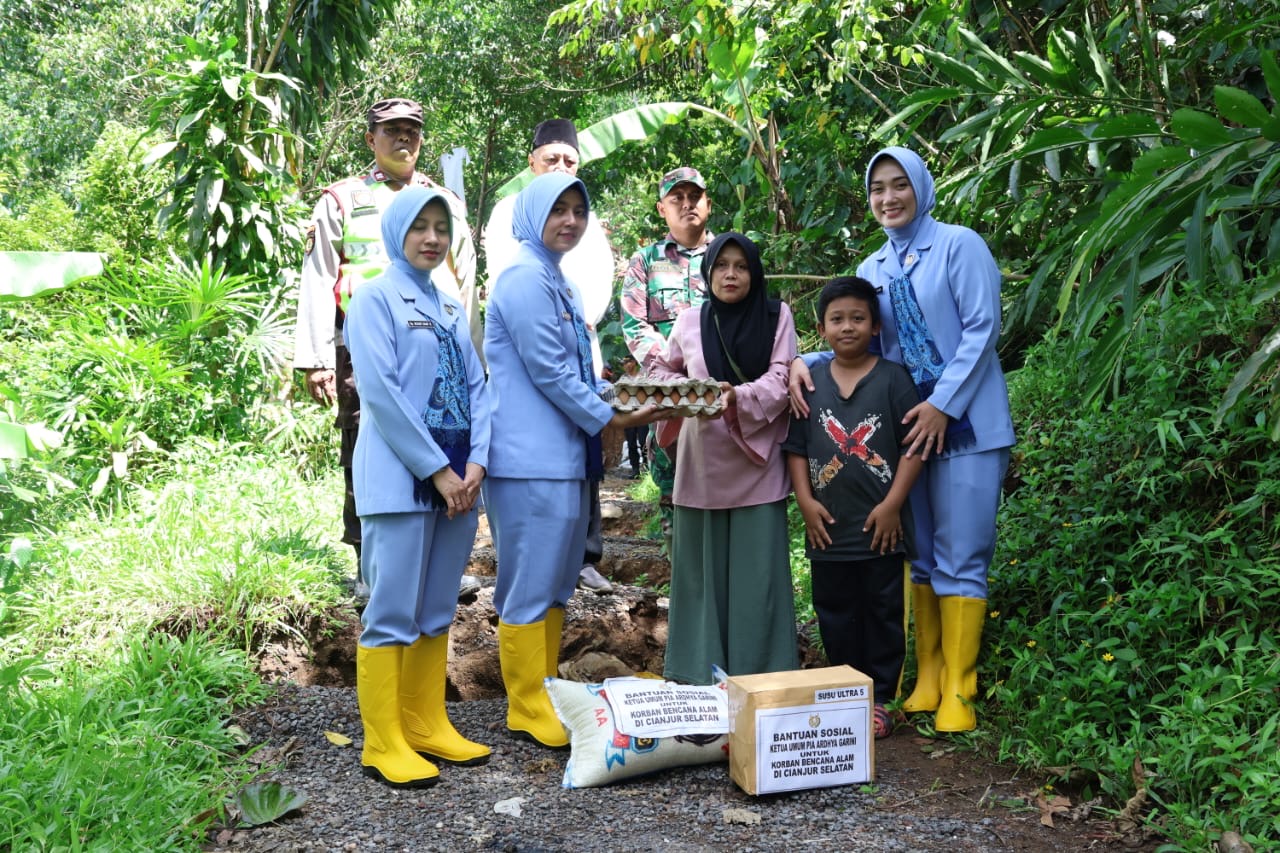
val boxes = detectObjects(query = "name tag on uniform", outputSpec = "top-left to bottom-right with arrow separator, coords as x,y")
408,319 -> 435,329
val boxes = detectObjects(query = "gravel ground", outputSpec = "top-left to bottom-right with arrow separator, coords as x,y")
206,684 -> 1119,853
208,471 -> 1139,852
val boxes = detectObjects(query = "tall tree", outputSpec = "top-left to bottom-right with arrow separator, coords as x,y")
0,0 -> 191,206
140,0 -> 397,276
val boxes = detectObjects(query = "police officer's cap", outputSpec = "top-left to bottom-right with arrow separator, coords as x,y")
368,98 -> 424,126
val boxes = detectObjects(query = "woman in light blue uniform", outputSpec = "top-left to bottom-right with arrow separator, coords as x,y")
791,147 -> 1014,732
484,172 -> 660,748
345,186 -> 492,788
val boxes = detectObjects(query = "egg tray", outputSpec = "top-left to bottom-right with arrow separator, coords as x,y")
606,377 -> 723,416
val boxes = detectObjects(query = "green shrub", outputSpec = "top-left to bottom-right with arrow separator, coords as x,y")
5,254 -> 295,499
0,634 -> 265,850
0,191 -> 79,251
73,121 -> 175,261
786,498 -> 815,627
986,292 -> 1280,849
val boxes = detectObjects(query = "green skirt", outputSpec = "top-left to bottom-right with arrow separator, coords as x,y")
664,499 -> 798,684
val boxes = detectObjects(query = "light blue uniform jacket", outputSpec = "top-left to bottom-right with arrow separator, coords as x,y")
855,216 -> 1015,455
484,239 -> 612,480
346,273 -> 491,515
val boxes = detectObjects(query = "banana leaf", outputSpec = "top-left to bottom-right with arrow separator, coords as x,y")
0,252 -> 103,302
0,421 -> 26,460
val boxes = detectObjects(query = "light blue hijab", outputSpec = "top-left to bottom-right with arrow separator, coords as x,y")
380,186 -> 453,290
865,146 -> 937,258
511,172 -> 591,265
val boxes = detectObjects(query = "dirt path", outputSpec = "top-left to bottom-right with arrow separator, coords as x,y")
241,469 -> 1155,851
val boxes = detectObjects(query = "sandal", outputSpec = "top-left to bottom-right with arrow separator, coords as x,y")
873,704 -> 901,739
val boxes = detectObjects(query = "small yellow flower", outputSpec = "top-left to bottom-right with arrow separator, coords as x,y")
1026,639 -> 1036,648
1062,522 -> 1073,527
1102,652 -> 1115,662
989,609 -> 1000,619
1008,558 -> 1019,565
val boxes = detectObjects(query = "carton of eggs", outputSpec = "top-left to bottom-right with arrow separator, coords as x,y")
609,376 -> 723,417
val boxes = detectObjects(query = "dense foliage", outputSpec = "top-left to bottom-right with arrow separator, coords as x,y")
990,309 -> 1280,845
0,0 -> 1278,848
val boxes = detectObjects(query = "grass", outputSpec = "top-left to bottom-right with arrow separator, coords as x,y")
0,633 -> 266,850
4,440 -> 350,665
624,469 -> 660,503
0,439 -> 351,850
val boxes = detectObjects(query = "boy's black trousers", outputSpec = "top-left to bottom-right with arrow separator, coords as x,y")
810,553 -> 906,705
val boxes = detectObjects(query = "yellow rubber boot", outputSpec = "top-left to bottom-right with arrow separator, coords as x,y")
356,645 -> 439,787
545,607 -> 564,679
401,634 -> 491,766
935,596 -> 987,733
499,619 -> 569,748
902,584 -> 943,713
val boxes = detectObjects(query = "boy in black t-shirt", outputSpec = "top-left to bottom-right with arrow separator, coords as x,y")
783,276 -> 923,738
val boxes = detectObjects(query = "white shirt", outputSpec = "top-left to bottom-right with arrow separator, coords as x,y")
439,147 -> 471,208
483,192 -> 615,376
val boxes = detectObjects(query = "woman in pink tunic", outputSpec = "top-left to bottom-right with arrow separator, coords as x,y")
651,232 -> 798,684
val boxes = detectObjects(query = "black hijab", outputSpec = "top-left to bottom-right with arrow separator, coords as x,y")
699,232 -> 781,385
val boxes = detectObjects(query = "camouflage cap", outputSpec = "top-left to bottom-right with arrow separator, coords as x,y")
367,98 -> 424,126
659,166 -> 706,199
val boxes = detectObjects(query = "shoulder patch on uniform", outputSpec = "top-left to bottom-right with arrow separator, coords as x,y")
304,223 -> 316,256
327,175 -> 367,191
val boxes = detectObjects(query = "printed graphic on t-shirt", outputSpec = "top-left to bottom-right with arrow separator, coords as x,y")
809,409 -> 892,490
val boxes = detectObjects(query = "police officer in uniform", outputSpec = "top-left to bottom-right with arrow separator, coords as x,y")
292,98 -> 482,598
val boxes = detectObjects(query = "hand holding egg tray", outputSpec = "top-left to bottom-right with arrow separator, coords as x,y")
607,376 -> 724,417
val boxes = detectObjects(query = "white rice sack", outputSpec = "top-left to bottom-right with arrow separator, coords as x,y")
545,678 -> 729,789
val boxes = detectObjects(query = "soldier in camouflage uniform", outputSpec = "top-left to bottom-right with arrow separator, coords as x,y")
619,167 -> 714,551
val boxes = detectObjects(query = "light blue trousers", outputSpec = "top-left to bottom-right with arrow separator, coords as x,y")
485,477 -> 589,625
359,509 -> 478,647
908,447 -> 1010,599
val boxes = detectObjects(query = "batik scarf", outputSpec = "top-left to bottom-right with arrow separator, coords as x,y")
379,186 -> 472,507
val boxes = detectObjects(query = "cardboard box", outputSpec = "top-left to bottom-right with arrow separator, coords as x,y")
727,665 -> 874,795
